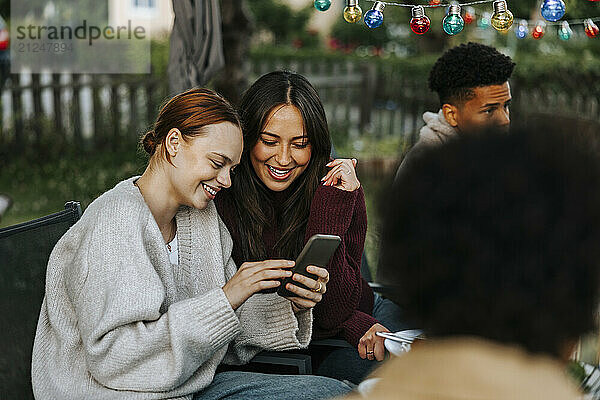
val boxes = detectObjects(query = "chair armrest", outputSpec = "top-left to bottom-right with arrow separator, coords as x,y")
310,338 -> 353,349
249,351 -> 313,375
368,282 -> 396,296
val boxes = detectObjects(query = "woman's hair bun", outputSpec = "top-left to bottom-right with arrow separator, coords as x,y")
141,130 -> 156,155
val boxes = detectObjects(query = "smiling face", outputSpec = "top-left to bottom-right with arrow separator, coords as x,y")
168,122 -> 242,210
446,82 -> 512,134
250,105 -> 312,192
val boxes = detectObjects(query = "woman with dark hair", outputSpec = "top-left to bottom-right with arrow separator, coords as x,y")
32,87 -> 350,399
215,71 -> 405,384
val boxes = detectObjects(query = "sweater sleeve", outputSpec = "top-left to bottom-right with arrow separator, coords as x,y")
305,185 -> 378,347
222,255 -> 313,365
73,214 -> 241,392
215,212 -> 313,365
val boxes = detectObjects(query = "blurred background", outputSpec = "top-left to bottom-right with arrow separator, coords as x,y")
0,0 -> 599,360
1,0 -> 599,273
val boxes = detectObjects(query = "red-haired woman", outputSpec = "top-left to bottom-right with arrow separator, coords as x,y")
32,88 -> 350,400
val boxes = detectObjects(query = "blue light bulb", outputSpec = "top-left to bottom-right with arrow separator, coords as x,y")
314,0 -> 331,12
515,20 -> 529,39
541,0 -> 565,22
443,4 -> 464,35
364,1 -> 385,29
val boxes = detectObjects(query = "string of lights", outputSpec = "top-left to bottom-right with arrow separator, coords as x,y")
313,0 -> 600,39
366,0 -> 495,8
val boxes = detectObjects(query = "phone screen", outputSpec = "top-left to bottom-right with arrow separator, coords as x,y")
277,234 -> 341,297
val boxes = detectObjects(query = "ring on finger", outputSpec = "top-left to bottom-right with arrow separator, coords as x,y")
311,280 -> 323,293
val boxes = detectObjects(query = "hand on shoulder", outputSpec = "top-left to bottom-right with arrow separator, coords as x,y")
321,158 -> 360,192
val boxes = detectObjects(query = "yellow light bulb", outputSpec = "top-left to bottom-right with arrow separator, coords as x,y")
344,5 -> 363,23
491,0 -> 514,32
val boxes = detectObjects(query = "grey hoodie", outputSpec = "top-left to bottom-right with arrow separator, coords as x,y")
395,110 -> 458,181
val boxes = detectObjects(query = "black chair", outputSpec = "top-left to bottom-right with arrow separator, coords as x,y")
0,201 -> 82,399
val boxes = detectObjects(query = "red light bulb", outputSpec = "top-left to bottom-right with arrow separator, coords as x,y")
464,6 -> 475,24
532,21 -> 546,39
410,6 -> 431,34
584,19 -> 599,38
429,0 -> 441,5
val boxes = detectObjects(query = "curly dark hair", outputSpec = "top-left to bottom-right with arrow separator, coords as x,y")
429,42 -> 516,106
378,123 -> 600,357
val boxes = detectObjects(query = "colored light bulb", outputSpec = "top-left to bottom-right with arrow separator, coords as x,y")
584,19 -> 599,38
515,20 -> 529,39
343,0 -> 363,23
314,0 -> 331,12
541,0 -> 566,22
410,6 -> 431,35
532,21 -> 546,39
491,1 -> 513,32
429,0 -> 441,5
443,4 -> 464,35
478,12 -> 492,29
364,1 -> 385,29
558,20 -> 572,40
464,6 -> 475,24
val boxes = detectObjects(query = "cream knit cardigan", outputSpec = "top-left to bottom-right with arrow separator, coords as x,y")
32,177 -> 312,400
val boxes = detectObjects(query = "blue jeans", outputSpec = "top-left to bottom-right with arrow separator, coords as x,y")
314,293 -> 410,384
193,370 -> 352,400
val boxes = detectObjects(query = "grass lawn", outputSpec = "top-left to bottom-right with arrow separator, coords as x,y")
0,148 -> 147,228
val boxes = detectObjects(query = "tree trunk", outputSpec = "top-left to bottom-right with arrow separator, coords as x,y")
212,0 -> 253,106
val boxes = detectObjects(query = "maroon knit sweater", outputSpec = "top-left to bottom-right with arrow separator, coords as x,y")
215,184 -> 377,348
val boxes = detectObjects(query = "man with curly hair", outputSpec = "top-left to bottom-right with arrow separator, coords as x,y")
396,42 -> 515,178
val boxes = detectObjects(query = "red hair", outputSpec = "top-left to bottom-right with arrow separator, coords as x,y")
141,88 -> 241,164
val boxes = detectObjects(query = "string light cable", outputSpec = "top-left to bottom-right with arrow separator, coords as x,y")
359,0 -> 599,26
339,0 -> 600,35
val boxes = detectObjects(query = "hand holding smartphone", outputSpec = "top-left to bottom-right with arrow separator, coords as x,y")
277,234 -> 341,297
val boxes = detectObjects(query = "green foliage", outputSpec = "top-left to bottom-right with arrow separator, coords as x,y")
566,361 -> 588,389
246,0 -> 315,46
0,0 -> 7,18
151,37 -> 169,77
330,5 -> 405,48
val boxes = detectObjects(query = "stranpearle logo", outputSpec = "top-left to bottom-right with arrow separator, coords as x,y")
16,20 -> 146,46
11,0 -> 151,74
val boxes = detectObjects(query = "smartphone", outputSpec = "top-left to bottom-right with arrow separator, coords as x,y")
277,234 -> 341,297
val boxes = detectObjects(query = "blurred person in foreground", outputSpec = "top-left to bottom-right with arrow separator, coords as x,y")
396,42 -> 515,179
348,124 -> 600,399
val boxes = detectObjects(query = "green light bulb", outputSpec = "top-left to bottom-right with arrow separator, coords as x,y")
443,4 -> 464,35
558,21 -> 572,40
314,0 -> 331,12
491,1 -> 514,32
